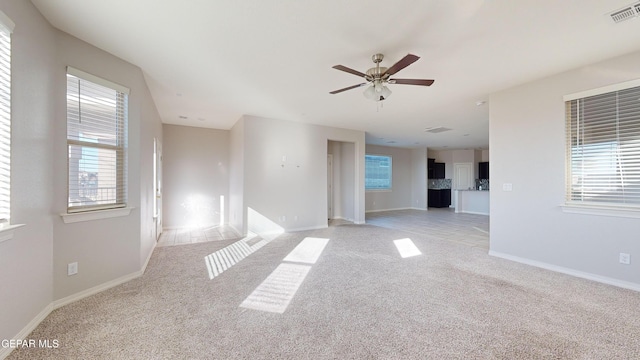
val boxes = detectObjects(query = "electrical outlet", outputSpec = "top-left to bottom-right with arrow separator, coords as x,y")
67,262 -> 78,276
619,253 -> 631,265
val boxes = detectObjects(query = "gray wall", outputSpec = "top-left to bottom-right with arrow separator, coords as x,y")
162,124 -> 229,228
328,140 -> 356,221
229,117 -> 245,233
411,148 -> 428,210
365,144 -> 413,212
0,0 -> 55,345
231,115 -> 366,235
0,0 -> 162,344
490,49 -> 640,288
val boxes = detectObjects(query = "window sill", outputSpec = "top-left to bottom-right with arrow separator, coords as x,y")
366,189 -> 392,193
60,207 -> 134,224
0,224 -> 26,244
560,203 -> 640,219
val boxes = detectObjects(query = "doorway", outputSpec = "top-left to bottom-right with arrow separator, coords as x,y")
453,162 -> 474,208
327,140 -> 356,224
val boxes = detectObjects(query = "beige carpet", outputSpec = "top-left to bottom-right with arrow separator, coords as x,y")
7,220 -> 640,359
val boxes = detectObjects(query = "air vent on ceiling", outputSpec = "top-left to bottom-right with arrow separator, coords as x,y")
425,127 -> 452,134
610,3 -> 640,23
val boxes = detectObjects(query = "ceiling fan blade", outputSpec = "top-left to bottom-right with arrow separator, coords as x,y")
332,65 -> 366,78
389,79 -> 434,86
383,54 -> 420,77
329,83 -> 367,94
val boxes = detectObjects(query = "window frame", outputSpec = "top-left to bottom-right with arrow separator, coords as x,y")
66,67 -> 130,214
562,78 -> 640,218
365,154 -> 393,191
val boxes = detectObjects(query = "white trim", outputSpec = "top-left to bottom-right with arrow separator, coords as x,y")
456,210 -> 489,216
489,250 -> 640,292
141,241 -> 156,274
0,303 -> 54,359
66,66 -> 130,95
53,271 -> 140,309
53,241 -> 155,309
409,207 -> 428,211
365,207 -> 412,213
330,216 -> 356,222
560,203 -> 640,219
564,78 -> 640,101
287,224 -> 328,232
60,207 -> 133,224
0,224 -> 25,243
0,10 -> 15,33
1,243 -> 157,359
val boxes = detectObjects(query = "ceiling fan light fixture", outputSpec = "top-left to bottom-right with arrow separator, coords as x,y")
380,85 -> 391,100
363,85 -> 376,100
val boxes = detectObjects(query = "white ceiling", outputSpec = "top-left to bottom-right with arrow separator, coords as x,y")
31,0 -> 640,149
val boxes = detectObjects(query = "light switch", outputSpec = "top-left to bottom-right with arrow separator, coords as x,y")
503,183 -> 513,192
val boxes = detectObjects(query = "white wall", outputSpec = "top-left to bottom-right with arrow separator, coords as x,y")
328,140 -> 356,221
490,49 -> 640,288
411,148 -> 427,209
0,0 -> 163,347
365,144 -> 413,212
339,142 -> 356,221
229,117 -> 245,234
0,0 -> 55,346
162,124 -> 229,229
232,115 -> 365,234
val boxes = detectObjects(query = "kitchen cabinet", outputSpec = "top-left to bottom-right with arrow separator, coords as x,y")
479,162 -> 489,179
428,189 -> 451,208
434,162 -> 445,179
427,158 -> 435,179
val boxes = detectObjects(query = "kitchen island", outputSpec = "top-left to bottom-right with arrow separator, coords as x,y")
454,190 -> 489,215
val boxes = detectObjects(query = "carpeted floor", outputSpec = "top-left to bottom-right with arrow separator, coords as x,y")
7,214 -> 640,359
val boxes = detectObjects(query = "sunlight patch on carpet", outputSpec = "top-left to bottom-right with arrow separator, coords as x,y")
394,238 -> 422,258
205,230 -> 278,280
282,237 -> 329,264
240,263 -> 311,313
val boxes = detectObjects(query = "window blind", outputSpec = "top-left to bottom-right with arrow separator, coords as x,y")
0,17 -> 11,222
67,71 -> 128,212
566,85 -> 640,205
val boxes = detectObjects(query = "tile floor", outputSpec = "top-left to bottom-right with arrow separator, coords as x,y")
158,208 -> 489,249
157,225 -> 241,247
365,207 -> 489,249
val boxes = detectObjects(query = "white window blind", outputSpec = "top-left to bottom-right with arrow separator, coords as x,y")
566,84 -> 640,206
0,13 -> 13,222
365,155 -> 392,190
66,69 -> 129,212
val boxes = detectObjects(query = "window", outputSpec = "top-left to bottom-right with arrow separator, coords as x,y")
0,12 -> 13,224
66,67 -> 129,212
565,80 -> 640,207
365,155 -> 392,190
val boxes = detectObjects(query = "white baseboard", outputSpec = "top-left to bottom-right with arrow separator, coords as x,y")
287,224 -> 328,232
1,241 -> 160,360
365,207 -> 412,213
0,303 -> 54,360
457,210 -> 489,216
409,207 -> 428,211
141,241 -> 156,273
53,269 -> 142,310
54,242 -> 157,309
489,250 -> 640,292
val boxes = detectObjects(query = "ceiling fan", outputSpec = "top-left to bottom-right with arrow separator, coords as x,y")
330,53 -> 434,101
